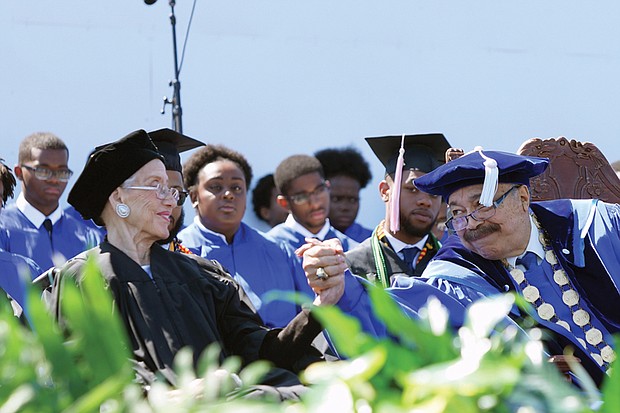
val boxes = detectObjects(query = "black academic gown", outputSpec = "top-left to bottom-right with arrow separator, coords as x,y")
47,241 -> 323,389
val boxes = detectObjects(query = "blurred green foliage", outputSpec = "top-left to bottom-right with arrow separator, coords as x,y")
0,258 -> 616,412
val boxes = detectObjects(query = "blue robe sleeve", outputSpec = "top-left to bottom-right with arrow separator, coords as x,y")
335,270 -> 467,339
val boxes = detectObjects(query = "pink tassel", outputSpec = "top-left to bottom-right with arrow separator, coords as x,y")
389,134 -> 406,233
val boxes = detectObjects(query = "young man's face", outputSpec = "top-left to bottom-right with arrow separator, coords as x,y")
259,186 -> 289,228
279,172 -> 330,234
381,169 -> 442,244
15,148 -> 69,215
161,170 -> 186,243
328,175 -> 361,233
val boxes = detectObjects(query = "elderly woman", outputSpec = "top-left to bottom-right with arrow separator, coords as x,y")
44,130 -> 346,394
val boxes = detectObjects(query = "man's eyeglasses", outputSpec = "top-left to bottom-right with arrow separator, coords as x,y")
177,190 -> 189,207
287,183 -> 329,206
124,183 -> 180,203
21,165 -> 73,182
445,185 -> 520,233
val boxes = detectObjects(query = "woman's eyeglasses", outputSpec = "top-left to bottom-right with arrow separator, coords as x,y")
124,183 -> 180,203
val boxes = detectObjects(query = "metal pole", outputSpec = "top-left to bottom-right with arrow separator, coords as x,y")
168,0 -> 183,133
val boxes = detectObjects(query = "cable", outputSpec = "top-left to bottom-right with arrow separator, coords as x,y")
178,0 -> 198,75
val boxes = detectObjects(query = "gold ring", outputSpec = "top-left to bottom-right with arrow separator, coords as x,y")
316,267 -> 328,280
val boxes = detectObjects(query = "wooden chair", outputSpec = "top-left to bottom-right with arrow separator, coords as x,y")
517,136 -> 620,203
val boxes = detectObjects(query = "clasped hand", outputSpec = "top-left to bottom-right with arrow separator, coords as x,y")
296,238 -> 347,306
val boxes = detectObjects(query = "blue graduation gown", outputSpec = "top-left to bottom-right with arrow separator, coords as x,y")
178,221 -> 314,328
331,270 -> 467,350
64,204 -> 107,239
423,199 -> 620,385
267,223 -> 357,252
343,222 -> 372,243
0,205 -> 102,274
0,249 -> 41,317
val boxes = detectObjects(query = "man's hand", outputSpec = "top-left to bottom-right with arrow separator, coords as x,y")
296,238 -> 347,306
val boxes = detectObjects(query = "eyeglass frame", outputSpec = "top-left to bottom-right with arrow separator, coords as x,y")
123,183 -> 180,203
285,182 -> 330,206
20,164 -> 74,182
445,185 -> 521,233
176,189 -> 189,207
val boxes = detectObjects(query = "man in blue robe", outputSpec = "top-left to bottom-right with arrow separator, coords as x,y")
178,145 -> 314,328
0,132 -> 102,273
414,149 -> 619,386
268,154 -> 357,252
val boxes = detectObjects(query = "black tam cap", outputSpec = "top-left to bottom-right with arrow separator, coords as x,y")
365,133 -> 451,175
68,129 -> 164,226
148,128 -> 205,173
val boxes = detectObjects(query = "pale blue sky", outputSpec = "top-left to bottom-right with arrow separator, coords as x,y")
4,1 -> 620,229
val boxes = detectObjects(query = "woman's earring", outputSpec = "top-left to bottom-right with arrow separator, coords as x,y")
192,201 -> 199,208
116,203 -> 131,218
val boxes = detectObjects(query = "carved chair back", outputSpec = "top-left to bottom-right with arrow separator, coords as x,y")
517,137 -> 620,203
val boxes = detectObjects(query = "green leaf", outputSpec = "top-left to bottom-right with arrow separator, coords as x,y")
310,305 -> 375,358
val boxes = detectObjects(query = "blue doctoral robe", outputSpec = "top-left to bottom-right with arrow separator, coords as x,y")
178,221 -> 314,328
329,270 -> 468,356
0,206 -> 103,274
0,249 -> 41,318
422,199 -> 620,386
343,222 -> 372,243
267,223 -> 357,252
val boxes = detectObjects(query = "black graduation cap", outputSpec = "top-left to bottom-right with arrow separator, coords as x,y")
69,129 -> 164,226
365,133 -> 452,175
148,128 -> 205,173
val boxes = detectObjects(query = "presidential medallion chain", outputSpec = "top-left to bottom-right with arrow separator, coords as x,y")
507,214 -> 616,370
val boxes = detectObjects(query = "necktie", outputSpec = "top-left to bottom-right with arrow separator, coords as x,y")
43,218 -> 53,249
516,251 -> 538,272
401,247 -> 419,270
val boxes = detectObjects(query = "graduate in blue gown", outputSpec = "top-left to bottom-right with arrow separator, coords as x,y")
314,147 -> 373,243
0,132 -> 102,273
178,145 -> 314,328
414,149 -> 620,386
0,196 -> 102,274
267,154 -> 357,252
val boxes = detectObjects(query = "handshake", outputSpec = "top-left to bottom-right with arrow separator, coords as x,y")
296,238 -> 348,306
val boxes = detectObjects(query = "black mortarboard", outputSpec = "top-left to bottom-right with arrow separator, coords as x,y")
414,149 -> 549,204
68,129 -> 164,226
365,133 -> 452,175
148,128 -> 205,173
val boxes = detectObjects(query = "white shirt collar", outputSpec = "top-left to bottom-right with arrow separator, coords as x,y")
284,213 -> 332,240
193,215 -> 229,244
16,192 -> 63,229
506,214 -> 545,268
384,231 -> 428,258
